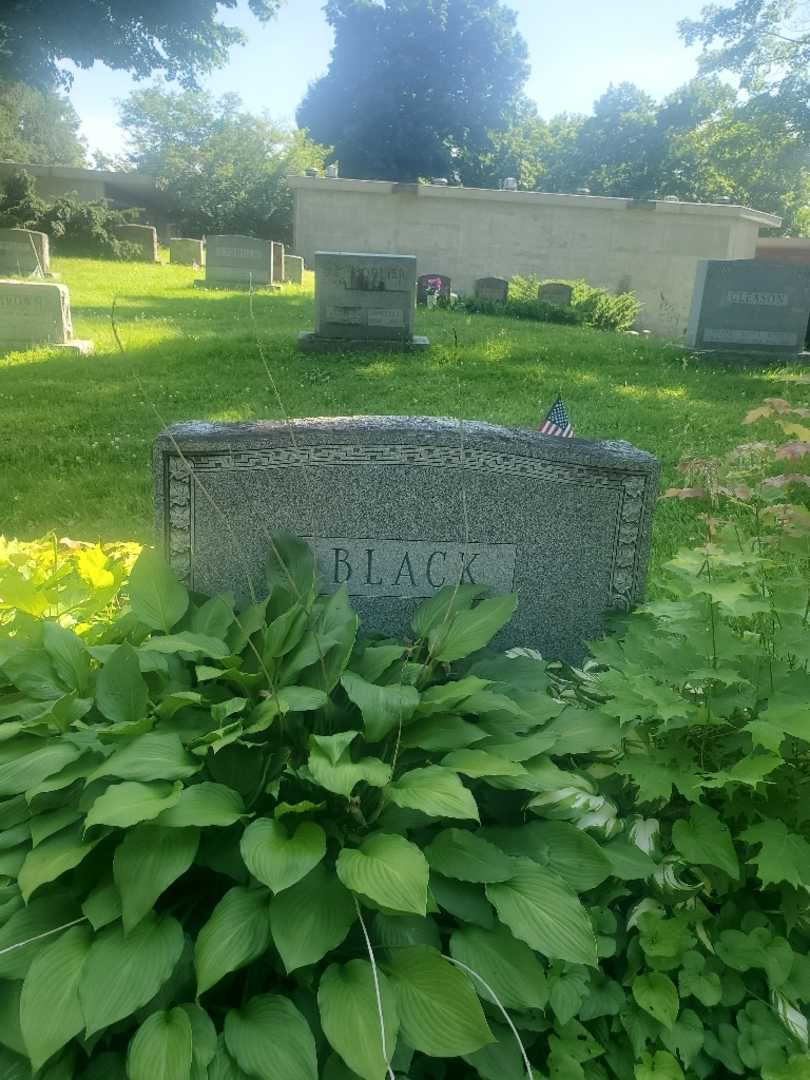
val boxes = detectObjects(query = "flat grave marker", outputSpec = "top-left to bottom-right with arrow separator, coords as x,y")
0,279 -> 92,353
687,259 -> 810,355
154,416 -> 659,659
299,252 -> 428,351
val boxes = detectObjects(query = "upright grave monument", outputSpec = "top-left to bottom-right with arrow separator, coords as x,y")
0,228 -> 51,277
115,225 -> 159,262
197,235 -> 277,289
687,259 -> 810,355
170,238 -> 205,266
539,282 -> 573,307
0,280 -> 93,353
154,416 -> 659,659
271,242 -> 285,285
417,274 -> 451,306
475,277 -> 509,303
299,252 -> 428,351
284,254 -> 305,284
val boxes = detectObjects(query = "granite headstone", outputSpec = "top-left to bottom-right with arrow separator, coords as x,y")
115,224 -> 159,262
284,254 -> 305,284
271,242 -> 285,284
154,416 -> 659,659
170,238 -> 205,266
299,252 -> 428,350
687,259 -> 810,354
0,229 -> 51,277
417,274 -> 451,306
199,234 -> 276,288
0,279 -> 92,353
539,282 -> 573,307
475,277 -> 509,303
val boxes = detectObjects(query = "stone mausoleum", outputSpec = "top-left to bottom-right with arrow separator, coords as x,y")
288,176 -> 780,338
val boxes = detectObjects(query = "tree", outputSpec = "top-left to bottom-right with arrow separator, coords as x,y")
119,87 -> 328,242
0,0 -> 283,91
679,1 -> 810,136
297,0 -> 529,182
0,81 -> 86,165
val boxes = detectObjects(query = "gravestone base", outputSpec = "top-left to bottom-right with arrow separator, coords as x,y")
45,339 -> 94,355
680,344 -> 810,366
298,331 -> 430,352
193,279 -> 280,292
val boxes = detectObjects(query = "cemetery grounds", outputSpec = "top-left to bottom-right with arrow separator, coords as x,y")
3,255 -> 808,576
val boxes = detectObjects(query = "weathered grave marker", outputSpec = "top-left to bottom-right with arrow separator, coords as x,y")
197,234 -> 277,289
417,273 -> 451,306
0,279 -> 92,353
299,252 -> 428,350
154,416 -> 659,659
687,259 -> 810,354
284,254 -> 305,284
539,282 -> 573,306
115,224 -> 159,262
0,228 -> 51,277
475,277 -> 509,303
271,242 -> 285,284
170,238 -> 205,266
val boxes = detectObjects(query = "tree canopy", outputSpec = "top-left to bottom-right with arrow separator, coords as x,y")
0,81 -> 86,165
297,0 -> 529,182
119,87 -> 327,242
0,0 -> 283,91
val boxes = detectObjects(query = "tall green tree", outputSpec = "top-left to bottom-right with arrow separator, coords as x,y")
0,0 -> 283,91
297,0 -> 529,182
0,81 -> 86,165
119,87 -> 328,242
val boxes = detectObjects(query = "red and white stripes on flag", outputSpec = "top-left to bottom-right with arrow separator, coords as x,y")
539,396 -> 574,437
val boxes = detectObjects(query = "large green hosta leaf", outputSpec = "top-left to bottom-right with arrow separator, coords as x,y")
485,856 -> 597,966
113,825 -> 199,931
129,548 -> 189,633
20,923 -> 91,1070
269,864 -> 356,972
127,1007 -> 193,1080
384,945 -> 494,1056
341,671 -> 419,742
78,913 -> 184,1036
239,818 -> 325,893
18,824 -> 101,901
387,766 -> 479,821
337,833 -> 428,915
195,886 -> 271,997
449,923 -> 548,1010
424,828 -> 513,884
318,960 -> 399,1080
224,994 -> 317,1080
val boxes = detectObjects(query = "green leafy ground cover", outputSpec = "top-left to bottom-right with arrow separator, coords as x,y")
2,257 -> 809,575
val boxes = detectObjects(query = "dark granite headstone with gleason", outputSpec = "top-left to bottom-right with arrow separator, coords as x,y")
417,274 -> 451,305
299,251 -> 428,351
154,416 -> 659,660
687,259 -> 810,354
0,228 -> 51,277
198,234 -> 277,289
115,225 -> 159,262
539,282 -> 573,307
475,277 -> 509,303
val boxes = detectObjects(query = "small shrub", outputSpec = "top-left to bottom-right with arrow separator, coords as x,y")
460,274 -> 640,332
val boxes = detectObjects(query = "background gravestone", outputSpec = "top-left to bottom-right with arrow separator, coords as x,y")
284,254 -> 304,284
299,251 -> 428,350
115,224 -> 159,262
0,228 -> 51,277
170,238 -> 205,266
417,273 -> 451,305
475,277 -> 509,303
154,416 -> 659,659
200,234 -> 276,288
271,242 -> 285,284
539,282 -> 573,306
687,259 -> 810,354
0,280 -> 92,353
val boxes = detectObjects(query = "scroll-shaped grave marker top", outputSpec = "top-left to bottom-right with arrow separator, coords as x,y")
299,252 -> 429,350
0,279 -> 92,353
539,282 -> 573,307
0,228 -> 51,277
475,277 -> 509,303
687,259 -> 810,354
154,416 -> 659,659
198,234 -> 277,289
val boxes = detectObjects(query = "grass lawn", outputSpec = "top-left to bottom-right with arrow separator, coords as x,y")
2,256 -> 806,577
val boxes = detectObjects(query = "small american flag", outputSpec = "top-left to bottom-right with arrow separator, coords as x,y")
539,396 -> 574,438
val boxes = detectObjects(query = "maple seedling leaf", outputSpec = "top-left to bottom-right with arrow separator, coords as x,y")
741,819 -> 810,888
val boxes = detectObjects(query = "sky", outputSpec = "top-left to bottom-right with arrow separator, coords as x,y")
63,0 -> 712,159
